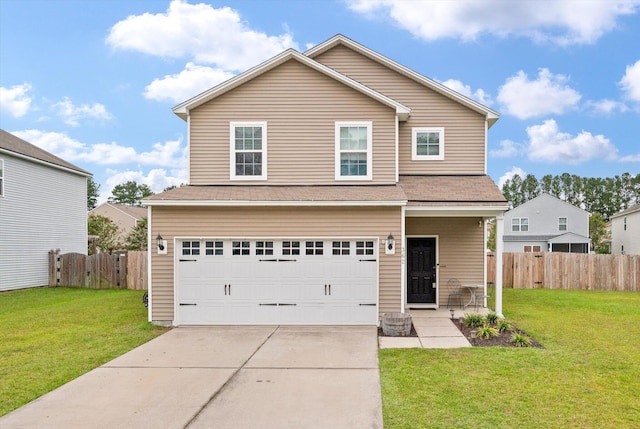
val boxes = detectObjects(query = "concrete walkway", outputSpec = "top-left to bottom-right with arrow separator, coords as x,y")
378,308 -> 488,349
1,326 -> 382,429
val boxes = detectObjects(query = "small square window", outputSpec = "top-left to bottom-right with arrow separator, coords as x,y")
256,241 -> 274,256
305,241 -> 323,255
182,241 -> 200,256
512,218 -> 528,232
332,241 -> 350,255
412,128 -> 444,161
232,241 -> 250,256
356,241 -> 375,256
205,241 -> 223,256
283,241 -> 300,256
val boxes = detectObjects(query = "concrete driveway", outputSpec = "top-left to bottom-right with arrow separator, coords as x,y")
0,326 -> 382,429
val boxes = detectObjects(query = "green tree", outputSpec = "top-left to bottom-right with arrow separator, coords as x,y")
521,174 -> 540,202
108,181 -> 154,206
87,177 -> 100,210
123,217 -> 148,251
486,220 -> 496,252
88,214 -> 120,253
589,213 -> 609,254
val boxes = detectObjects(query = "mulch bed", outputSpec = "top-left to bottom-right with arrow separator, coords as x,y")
452,318 -> 544,348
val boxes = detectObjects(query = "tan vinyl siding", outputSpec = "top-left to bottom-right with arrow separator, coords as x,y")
314,45 -> 486,175
189,59 -> 397,185
150,206 -> 402,322
406,217 -> 485,304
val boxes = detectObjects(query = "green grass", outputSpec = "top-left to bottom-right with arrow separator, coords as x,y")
0,287 -> 168,416
380,289 -> 640,428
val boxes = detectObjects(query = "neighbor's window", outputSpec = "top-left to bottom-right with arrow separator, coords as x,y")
0,159 -> 4,197
559,217 -> 567,231
512,218 -> 529,232
230,122 -> 267,180
412,128 -> 444,161
335,122 -> 372,180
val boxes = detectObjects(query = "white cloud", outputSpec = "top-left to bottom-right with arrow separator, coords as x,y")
526,119 -> 617,164
619,59 -> 640,102
497,68 -> 581,119
498,166 -> 526,188
585,99 -> 629,115
490,140 -> 522,158
438,79 -> 492,105
347,0 -> 640,46
619,153 -> 640,162
0,83 -> 33,118
106,0 -> 298,71
11,129 -> 187,167
100,167 -> 188,204
144,62 -> 235,103
52,97 -> 113,127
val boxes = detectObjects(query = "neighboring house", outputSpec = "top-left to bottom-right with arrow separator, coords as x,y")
611,204 -> 640,255
503,193 -> 590,253
89,202 -> 147,242
0,129 -> 91,291
143,34 -> 508,326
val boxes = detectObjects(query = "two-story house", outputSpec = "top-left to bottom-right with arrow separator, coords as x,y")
0,129 -> 90,291
611,204 -> 640,255
89,202 -> 148,243
144,35 -> 508,326
503,193 -> 590,253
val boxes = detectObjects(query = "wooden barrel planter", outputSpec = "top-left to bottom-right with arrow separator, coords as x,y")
381,312 -> 412,336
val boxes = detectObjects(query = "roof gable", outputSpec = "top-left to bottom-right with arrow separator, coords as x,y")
507,193 -> 589,217
0,129 -> 91,176
611,203 -> 640,218
305,34 -> 499,128
173,49 -> 410,121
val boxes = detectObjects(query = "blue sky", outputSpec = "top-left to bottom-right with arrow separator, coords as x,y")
1,0 -> 639,203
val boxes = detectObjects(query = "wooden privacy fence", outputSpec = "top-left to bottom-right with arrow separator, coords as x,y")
49,250 -> 147,290
487,252 -> 640,291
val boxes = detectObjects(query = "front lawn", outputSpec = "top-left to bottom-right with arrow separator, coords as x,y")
0,287 -> 168,416
379,289 -> 640,428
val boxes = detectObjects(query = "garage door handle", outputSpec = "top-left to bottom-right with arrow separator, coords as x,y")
259,303 -> 278,306
278,259 -> 297,262
180,303 -> 197,306
259,259 -> 278,262
179,259 -> 197,262
359,259 -> 377,262
279,303 -> 297,306
359,303 -> 376,306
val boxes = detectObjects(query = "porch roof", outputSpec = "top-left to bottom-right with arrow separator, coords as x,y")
398,175 -> 508,206
143,184 -> 407,206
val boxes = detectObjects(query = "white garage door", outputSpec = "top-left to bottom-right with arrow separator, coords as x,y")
176,238 -> 378,325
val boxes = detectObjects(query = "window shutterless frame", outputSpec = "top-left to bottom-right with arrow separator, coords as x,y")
230,121 -> 267,180
335,121 -> 372,180
411,127 -> 444,161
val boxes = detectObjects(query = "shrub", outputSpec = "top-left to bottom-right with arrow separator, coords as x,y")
496,319 -> 512,333
485,311 -> 500,325
476,324 -> 499,339
463,313 -> 485,328
512,333 -> 532,347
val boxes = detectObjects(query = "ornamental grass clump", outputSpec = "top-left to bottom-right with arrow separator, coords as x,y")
476,324 -> 499,339
485,311 -> 500,325
463,313 -> 485,328
512,333 -> 532,347
496,319 -> 512,333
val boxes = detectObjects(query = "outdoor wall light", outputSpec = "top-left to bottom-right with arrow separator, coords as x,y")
156,234 -> 167,255
385,232 -> 396,255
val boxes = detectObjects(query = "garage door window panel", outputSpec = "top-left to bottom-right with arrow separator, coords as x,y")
256,241 -> 274,256
282,241 -> 300,256
356,241 -> 375,255
205,241 -> 224,255
232,241 -> 251,255
182,241 -> 201,256
332,241 -> 350,255
306,241 -> 324,255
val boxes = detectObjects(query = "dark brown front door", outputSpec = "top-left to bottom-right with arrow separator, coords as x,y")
407,238 -> 437,304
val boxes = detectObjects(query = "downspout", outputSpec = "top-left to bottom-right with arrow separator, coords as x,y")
146,206 -> 152,322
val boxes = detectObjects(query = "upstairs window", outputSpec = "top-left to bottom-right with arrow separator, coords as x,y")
512,218 -> 529,232
412,128 -> 444,161
559,217 -> 567,231
335,122 -> 372,180
230,122 -> 267,180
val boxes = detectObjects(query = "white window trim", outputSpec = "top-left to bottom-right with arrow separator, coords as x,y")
559,217 -> 567,231
335,121 -> 373,181
412,127 -> 445,161
512,217 -> 529,232
230,121 -> 267,181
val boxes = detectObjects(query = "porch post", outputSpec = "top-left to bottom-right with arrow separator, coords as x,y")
495,215 -> 504,317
